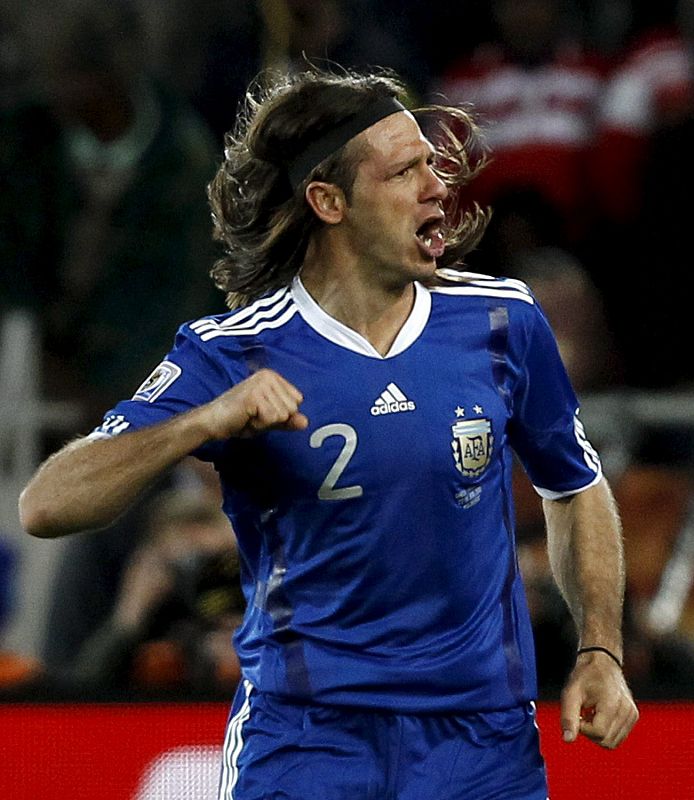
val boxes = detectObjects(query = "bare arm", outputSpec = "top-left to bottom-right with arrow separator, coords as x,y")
19,369 -> 308,538
545,477 -> 625,654
543,477 -> 638,748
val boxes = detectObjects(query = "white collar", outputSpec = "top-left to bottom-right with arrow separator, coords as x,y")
291,276 -> 431,359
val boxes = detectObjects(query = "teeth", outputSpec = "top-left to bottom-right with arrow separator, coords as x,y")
424,237 -> 432,247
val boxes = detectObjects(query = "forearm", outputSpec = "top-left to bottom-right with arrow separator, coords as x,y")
19,407 -> 212,538
20,368 -> 308,538
543,478 -> 625,657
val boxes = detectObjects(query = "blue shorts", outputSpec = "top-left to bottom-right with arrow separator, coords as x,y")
218,681 -> 548,800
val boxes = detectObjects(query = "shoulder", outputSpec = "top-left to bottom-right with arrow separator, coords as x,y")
183,286 -> 299,346
131,288 -> 298,398
428,271 -> 557,383
429,269 -> 535,307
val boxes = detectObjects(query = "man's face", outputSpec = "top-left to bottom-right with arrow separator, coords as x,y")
340,110 -> 448,288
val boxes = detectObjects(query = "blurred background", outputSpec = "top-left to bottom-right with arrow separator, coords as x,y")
1,0 -> 693,703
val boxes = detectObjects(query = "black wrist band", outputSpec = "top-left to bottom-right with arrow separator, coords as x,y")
576,646 -> 623,669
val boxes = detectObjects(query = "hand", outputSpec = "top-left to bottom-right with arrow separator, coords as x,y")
560,650 -> 639,749
198,369 -> 309,440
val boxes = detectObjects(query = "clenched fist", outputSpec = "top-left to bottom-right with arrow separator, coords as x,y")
199,369 -> 309,440
561,649 -> 639,749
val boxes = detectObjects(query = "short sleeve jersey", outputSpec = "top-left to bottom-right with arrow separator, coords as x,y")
94,273 -> 601,713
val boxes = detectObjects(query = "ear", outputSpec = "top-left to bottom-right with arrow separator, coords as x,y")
305,181 -> 346,225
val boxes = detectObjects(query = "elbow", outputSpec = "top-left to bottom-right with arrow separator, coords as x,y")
18,437 -> 105,538
19,487 -> 68,538
19,485 -> 111,538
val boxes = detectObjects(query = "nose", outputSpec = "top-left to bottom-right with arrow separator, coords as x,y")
423,165 -> 448,203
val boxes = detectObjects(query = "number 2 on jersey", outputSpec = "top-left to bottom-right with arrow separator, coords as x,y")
309,423 -> 363,500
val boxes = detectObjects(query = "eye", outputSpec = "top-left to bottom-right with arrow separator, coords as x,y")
395,165 -> 412,177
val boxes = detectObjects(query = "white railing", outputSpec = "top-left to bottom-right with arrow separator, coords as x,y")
0,310 -> 82,655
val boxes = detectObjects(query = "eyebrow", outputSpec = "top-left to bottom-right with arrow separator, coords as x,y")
391,155 -> 420,174
389,142 -> 436,175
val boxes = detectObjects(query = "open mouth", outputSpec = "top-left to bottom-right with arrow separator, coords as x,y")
415,219 -> 446,259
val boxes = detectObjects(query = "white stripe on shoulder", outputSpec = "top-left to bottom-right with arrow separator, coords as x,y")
434,268 -> 532,296
220,287 -> 292,328
199,304 -> 299,341
192,292 -> 293,337
432,285 -> 535,305
190,288 -> 297,340
190,287 -> 290,333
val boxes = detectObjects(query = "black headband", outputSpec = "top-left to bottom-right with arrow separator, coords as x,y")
286,96 -> 407,190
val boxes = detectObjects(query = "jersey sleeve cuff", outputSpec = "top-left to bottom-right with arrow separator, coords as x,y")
532,467 -> 603,500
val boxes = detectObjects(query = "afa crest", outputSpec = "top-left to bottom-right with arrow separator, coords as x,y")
451,418 -> 493,477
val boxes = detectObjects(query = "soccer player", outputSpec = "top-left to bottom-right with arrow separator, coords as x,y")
20,69 -> 638,799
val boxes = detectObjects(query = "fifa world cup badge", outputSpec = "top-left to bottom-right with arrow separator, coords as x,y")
133,360 -> 182,403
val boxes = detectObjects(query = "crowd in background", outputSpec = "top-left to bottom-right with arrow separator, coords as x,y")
1,0 -> 693,699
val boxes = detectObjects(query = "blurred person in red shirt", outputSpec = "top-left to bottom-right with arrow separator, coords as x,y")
592,1 -> 694,226
435,0 -> 606,247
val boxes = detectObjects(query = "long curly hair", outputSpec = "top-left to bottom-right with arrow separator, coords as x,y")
208,68 -> 491,308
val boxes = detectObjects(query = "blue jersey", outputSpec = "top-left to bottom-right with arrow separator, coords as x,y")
95,273 -> 601,713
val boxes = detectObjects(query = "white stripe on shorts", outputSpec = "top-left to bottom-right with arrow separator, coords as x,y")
218,679 -> 254,800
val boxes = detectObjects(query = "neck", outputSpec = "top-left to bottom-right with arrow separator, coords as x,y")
301,237 -> 416,357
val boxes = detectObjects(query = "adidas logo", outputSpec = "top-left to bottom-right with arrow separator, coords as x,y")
370,383 -> 416,416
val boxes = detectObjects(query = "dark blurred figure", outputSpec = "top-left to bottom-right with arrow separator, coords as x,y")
625,104 -> 694,389
64,489 -> 244,695
40,457 -> 223,676
434,0 -> 606,249
0,0 -> 222,428
581,0 -> 637,62
260,0 -> 430,100
511,246 -> 621,392
137,0 -> 428,143
388,0 -> 493,83
0,533 -> 16,642
40,477 -> 171,675
0,0 -> 26,110
467,188 -> 568,276
139,0 -> 263,145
